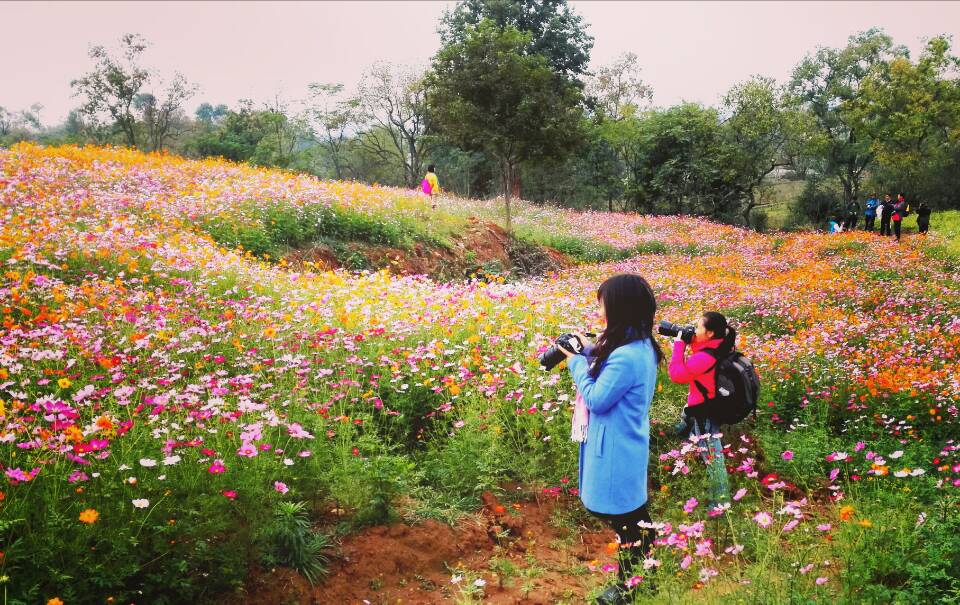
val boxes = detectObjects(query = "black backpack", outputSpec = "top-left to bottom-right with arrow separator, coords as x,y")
693,349 -> 761,426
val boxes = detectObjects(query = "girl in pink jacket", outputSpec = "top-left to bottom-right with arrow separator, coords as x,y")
667,311 -> 735,506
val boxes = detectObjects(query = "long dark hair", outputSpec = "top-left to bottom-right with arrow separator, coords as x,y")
590,274 -> 663,378
702,311 -> 737,357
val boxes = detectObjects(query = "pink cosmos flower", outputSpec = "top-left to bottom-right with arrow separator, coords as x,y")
273,481 -> 289,494
208,460 -> 226,474
237,442 -> 258,458
799,563 -> 815,574
782,519 -> 800,533
753,511 -> 773,528
781,450 -> 794,461
680,555 -> 693,570
816,577 -> 829,585
683,497 -> 698,513
625,576 -> 643,588
222,490 -> 238,500
817,523 -> 832,531
733,488 -> 748,501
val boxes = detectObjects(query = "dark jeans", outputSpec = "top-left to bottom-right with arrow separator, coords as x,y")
864,215 -> 875,231
589,503 -> 655,582
918,220 -> 929,234
893,220 -> 902,241
880,216 -> 892,236
843,215 -> 858,230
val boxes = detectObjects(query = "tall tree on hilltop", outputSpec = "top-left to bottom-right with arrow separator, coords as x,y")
428,20 -> 584,231
71,33 -> 152,148
788,28 -> 907,205
439,0 -> 594,84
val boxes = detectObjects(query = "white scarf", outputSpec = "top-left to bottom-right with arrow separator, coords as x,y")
571,392 -> 589,443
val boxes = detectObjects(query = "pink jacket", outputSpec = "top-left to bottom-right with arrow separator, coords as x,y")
668,337 -> 725,406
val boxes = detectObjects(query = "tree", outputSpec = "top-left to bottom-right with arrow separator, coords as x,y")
304,82 -> 360,180
585,52 -> 653,121
853,36 -> 960,207
356,63 -> 432,187
721,76 -> 796,226
0,107 -> 13,137
429,20 -> 584,231
788,28 -> 907,205
71,33 -> 152,147
136,73 -> 197,151
195,102 -> 228,128
624,103 -> 737,217
439,0 -> 594,83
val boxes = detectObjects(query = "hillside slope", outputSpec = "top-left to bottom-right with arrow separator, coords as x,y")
1,145 -> 959,605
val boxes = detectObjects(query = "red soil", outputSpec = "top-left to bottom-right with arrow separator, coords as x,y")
239,492 -> 616,605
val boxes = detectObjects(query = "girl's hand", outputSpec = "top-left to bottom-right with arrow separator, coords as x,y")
573,332 -> 594,349
674,334 -> 686,345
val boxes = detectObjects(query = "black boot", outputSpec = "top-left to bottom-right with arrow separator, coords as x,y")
596,583 -> 632,605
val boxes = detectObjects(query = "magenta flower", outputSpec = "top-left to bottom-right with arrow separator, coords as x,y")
273,481 -> 289,494
781,450 -> 794,461
683,497 -> 698,513
208,459 -> 226,474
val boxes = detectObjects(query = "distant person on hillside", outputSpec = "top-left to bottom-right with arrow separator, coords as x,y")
421,165 -> 440,208
879,194 -> 894,236
892,194 -> 908,242
843,199 -> 859,231
557,274 -> 662,603
916,202 -> 932,235
864,194 -> 879,232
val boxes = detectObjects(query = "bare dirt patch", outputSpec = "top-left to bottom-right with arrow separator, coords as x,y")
284,219 -> 570,280
238,493 -> 617,605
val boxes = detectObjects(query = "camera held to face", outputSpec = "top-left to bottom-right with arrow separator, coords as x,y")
657,320 -> 696,344
539,333 -> 585,371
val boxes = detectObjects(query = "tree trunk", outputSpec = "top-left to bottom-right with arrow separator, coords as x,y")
502,160 -> 513,233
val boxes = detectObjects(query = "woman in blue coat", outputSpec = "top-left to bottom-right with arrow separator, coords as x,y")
559,273 -> 662,603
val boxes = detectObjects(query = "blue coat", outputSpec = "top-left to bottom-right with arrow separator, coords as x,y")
568,339 -> 658,514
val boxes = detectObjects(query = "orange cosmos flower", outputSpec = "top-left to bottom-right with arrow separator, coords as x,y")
839,505 -> 855,521
78,509 -> 99,524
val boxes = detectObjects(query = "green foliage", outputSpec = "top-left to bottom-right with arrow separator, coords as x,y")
197,202 -> 444,258
255,502 -> 331,585
853,36 -> 960,209
428,19 -> 585,228
793,177 -> 843,226
439,0 -> 594,82
788,28 -> 906,205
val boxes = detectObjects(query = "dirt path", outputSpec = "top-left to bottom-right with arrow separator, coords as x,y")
241,493 -> 616,604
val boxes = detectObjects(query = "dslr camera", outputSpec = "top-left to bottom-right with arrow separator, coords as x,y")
657,320 -> 696,344
539,333 -> 586,371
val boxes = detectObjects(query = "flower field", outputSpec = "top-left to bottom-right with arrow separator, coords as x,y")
1,144 -> 959,604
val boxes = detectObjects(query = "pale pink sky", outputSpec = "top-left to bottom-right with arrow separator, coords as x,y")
3,1 -> 959,124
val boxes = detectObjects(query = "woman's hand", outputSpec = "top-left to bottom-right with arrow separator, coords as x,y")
573,332 -> 594,349
674,334 -> 686,346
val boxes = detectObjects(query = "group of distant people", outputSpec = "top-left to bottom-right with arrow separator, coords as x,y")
829,193 -> 932,242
